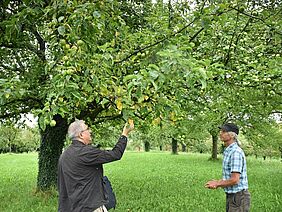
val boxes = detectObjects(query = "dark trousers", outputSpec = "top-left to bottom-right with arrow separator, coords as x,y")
226,190 -> 251,212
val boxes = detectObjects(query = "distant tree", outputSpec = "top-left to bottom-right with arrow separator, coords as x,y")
15,127 -> 40,152
0,124 -> 19,153
244,122 -> 282,159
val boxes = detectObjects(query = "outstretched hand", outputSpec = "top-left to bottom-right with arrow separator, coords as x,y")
205,180 -> 218,189
122,119 -> 134,137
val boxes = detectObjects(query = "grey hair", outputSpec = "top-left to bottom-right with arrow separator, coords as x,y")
228,131 -> 241,146
68,119 -> 85,140
228,131 -> 238,140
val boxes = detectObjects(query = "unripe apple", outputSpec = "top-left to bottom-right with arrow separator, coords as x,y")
50,120 -> 56,127
71,45 -> 78,50
65,44 -> 70,49
60,39 -> 66,46
77,40 -> 84,46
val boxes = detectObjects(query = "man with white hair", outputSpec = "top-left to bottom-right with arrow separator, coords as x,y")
205,123 -> 251,212
58,119 -> 134,212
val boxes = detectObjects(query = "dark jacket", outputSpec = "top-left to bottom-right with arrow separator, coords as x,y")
58,135 -> 127,212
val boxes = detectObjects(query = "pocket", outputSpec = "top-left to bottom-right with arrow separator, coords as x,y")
232,192 -> 243,207
243,191 -> 251,211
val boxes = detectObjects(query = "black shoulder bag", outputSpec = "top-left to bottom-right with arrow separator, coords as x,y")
103,176 -> 117,210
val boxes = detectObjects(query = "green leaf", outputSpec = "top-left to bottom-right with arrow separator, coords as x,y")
93,11 -> 101,18
149,70 -> 159,80
201,17 -> 211,29
58,16 -> 65,22
124,75 -> 136,82
72,91 -> 81,99
58,26 -> 65,35
148,64 -> 159,71
38,116 -> 46,131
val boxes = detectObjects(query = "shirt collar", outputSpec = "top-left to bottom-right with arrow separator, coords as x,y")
72,140 -> 86,146
224,142 -> 237,152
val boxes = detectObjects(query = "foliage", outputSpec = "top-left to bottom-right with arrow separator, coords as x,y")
244,121 -> 282,158
90,120 -> 126,148
17,127 -> 40,152
0,124 -> 19,153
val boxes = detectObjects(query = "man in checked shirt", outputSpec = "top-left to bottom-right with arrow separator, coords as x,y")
205,123 -> 251,212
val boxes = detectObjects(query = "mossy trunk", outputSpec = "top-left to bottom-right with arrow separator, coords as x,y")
172,138 -> 178,155
37,115 -> 68,191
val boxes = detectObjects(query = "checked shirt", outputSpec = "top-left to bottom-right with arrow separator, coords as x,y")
222,142 -> 248,194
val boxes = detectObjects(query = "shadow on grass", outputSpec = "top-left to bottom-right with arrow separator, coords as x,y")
32,186 -> 58,200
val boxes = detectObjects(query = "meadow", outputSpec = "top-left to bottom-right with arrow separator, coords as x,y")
0,152 -> 281,212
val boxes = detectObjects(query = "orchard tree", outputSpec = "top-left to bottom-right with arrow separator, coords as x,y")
244,121 -> 282,159
0,0 -> 206,190
161,0 -> 282,159
0,124 -> 20,153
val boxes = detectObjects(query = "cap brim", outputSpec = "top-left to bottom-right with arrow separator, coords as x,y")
218,125 -> 228,131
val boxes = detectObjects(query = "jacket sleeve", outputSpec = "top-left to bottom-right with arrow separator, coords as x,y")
80,135 -> 128,165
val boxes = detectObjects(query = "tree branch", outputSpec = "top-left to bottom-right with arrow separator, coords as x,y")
115,17 -> 199,64
0,108 -> 32,119
224,8 -> 240,66
93,113 -> 123,124
115,7 -> 233,64
30,28 -> 46,61
230,6 -> 282,36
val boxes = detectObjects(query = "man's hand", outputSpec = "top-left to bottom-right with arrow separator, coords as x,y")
205,180 -> 219,189
122,119 -> 134,137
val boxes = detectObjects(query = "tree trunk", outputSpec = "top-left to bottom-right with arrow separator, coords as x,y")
211,131 -> 218,160
144,141 -> 150,152
172,138 -> 178,155
37,115 -> 68,191
279,147 -> 282,162
9,139 -> 11,153
181,142 -> 186,152
160,145 -> 162,151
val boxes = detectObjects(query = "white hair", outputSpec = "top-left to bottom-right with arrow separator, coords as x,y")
68,119 -> 85,140
228,131 -> 241,146
228,131 -> 238,139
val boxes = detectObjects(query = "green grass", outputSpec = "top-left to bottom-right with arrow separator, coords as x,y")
0,152 -> 281,211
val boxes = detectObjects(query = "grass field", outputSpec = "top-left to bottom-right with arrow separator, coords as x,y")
0,152 -> 281,212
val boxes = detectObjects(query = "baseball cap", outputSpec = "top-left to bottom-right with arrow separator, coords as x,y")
218,123 -> 239,135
